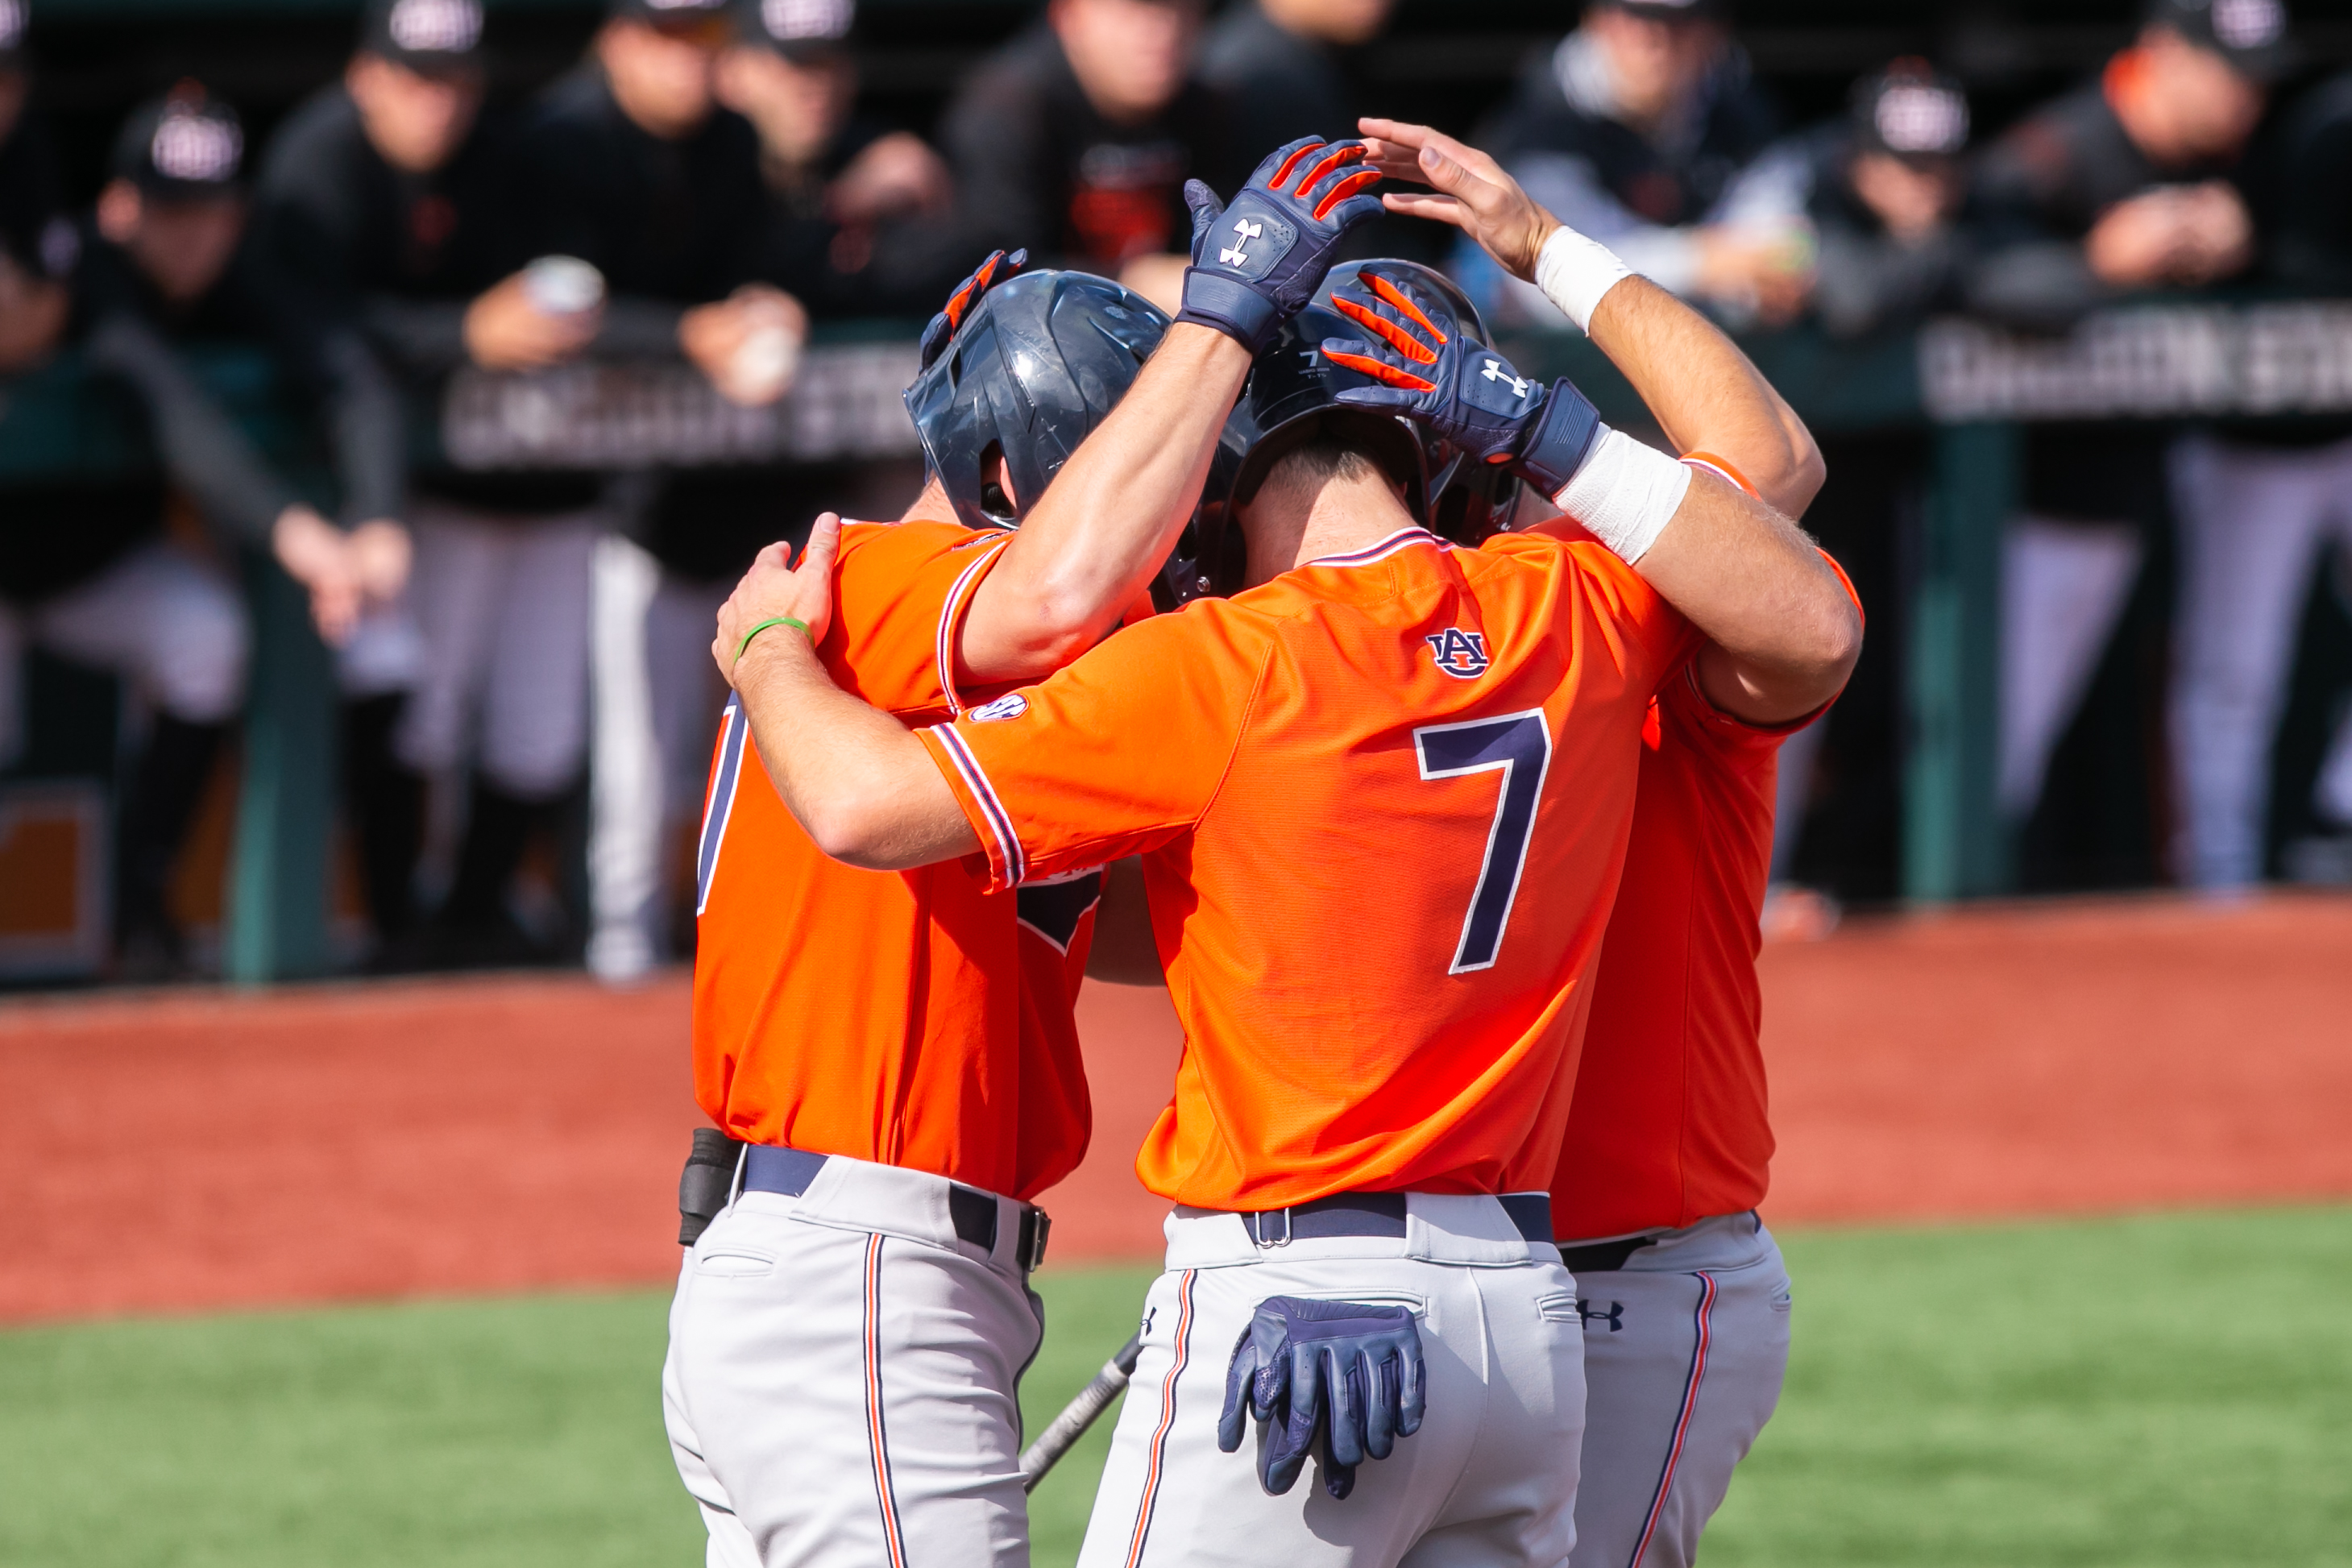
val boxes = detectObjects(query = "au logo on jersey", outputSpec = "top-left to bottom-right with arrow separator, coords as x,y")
1425,628 -> 1490,679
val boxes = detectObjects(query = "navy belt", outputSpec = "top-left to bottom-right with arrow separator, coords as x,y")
1234,1191 -> 1553,1248
740,1144 -> 1050,1271
1557,1235 -> 1656,1275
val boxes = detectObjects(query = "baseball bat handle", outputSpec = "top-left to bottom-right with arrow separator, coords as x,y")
1019,1333 -> 1145,1492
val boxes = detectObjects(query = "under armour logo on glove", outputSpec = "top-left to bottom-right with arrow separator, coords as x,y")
1219,219 -> 1264,267
1174,136 -> 1386,353
918,247 -> 1027,370
1217,1296 -> 1426,1500
1480,359 -> 1531,397
1320,263 -> 1603,495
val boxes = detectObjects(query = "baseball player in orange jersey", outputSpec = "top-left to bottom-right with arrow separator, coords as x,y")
1359,120 -> 1859,1568
711,154 -> 1857,1568
674,141 -> 1395,1568
665,259 -> 1205,1568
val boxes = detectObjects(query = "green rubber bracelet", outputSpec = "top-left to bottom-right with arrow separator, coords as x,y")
734,615 -> 811,666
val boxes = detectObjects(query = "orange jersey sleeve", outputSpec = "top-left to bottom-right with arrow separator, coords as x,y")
918,526 -> 1692,1212
816,519 -> 1014,716
691,516 -> 1092,1201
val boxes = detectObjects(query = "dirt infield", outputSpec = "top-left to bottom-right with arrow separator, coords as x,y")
3,893 -> 2348,1322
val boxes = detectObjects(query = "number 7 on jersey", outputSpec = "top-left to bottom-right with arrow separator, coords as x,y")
1415,710 -> 1553,973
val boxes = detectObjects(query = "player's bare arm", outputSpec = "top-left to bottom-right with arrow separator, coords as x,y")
1357,118 -> 1823,516
962,321 -> 1254,679
1343,127 -> 1858,725
715,516 -> 979,869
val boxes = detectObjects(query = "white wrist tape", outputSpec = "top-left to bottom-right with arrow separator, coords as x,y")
1533,225 -> 1636,334
1553,426 -> 1690,565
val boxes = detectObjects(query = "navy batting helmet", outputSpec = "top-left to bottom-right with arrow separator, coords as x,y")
1173,260 -> 1524,602
902,268 -> 1170,533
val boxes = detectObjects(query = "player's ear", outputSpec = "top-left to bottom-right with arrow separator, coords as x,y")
979,442 -> 1019,521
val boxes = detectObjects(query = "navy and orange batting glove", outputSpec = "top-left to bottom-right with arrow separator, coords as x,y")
1217,1296 -> 1426,1501
1176,137 -> 1386,352
1321,264 -> 1604,496
918,247 -> 1028,369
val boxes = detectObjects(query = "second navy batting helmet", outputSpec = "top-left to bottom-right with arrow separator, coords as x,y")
903,265 -> 1171,533
1174,260 -> 1522,600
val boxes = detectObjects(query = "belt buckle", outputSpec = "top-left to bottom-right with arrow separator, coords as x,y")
1019,1208 -> 1052,1272
1251,1207 -> 1292,1249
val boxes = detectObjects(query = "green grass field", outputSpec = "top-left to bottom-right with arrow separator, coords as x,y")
2,1207 -> 2346,1566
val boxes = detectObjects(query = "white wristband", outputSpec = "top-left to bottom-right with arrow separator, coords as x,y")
1533,224 -> 1636,334
1553,427 -> 1690,566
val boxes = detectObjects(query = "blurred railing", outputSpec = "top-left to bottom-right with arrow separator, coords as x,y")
10,304 -> 2352,980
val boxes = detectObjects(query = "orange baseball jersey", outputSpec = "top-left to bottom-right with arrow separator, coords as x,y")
693,516 -> 1098,1202
1550,529 -> 1860,1239
917,525 -> 1696,1212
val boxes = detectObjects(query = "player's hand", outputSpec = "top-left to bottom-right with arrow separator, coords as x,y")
346,518 -> 413,604
1357,118 -> 1556,284
1319,265 -> 1603,496
1174,135 -> 1385,352
1217,1296 -> 1425,1501
828,131 -> 953,228
918,248 -> 1027,369
464,270 -> 600,371
712,512 -> 842,683
271,504 -> 364,645
681,284 -> 809,407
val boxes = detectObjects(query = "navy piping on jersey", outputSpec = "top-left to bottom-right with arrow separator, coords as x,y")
935,533 -> 1013,716
695,698 -> 752,915
1304,526 -> 1447,570
931,723 -> 1027,886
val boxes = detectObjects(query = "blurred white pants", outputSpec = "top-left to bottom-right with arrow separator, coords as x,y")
0,541 -> 247,769
1998,515 -> 2144,822
1078,1198 -> 1583,1568
393,501 -> 599,799
664,1153 -> 1044,1568
1565,1213 -> 1791,1568
2168,433 -> 2352,889
587,534 -> 729,981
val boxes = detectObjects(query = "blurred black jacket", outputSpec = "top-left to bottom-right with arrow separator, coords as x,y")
939,19 -> 1238,272
253,82 -> 513,521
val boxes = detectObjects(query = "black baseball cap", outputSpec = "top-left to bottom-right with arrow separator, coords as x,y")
0,0 -> 29,66
1599,0 -> 1727,23
610,0 -> 732,33
2144,0 -> 2298,82
732,0 -> 854,60
111,83 -> 245,199
1852,59 -> 1970,162
359,0 -> 484,75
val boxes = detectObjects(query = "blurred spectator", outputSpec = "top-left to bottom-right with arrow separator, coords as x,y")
939,0 -> 1236,312
254,0 -> 509,955
1200,0 -> 1390,160
1969,0 -> 2291,874
8,85 -> 351,975
1718,60 -> 1974,916
717,0 -> 961,317
2169,61 -> 2352,890
0,0 -> 69,372
1474,0 -> 1795,326
506,0 -> 802,978
1720,60 -> 1974,339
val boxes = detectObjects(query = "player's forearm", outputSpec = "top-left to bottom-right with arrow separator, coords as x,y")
1635,474 -> 1860,723
962,324 -> 1252,682
733,633 -> 981,870
1583,276 -> 1823,519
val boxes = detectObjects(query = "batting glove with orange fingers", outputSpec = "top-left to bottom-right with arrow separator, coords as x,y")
1176,136 -> 1386,351
1321,264 -> 1603,494
918,247 -> 1027,368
